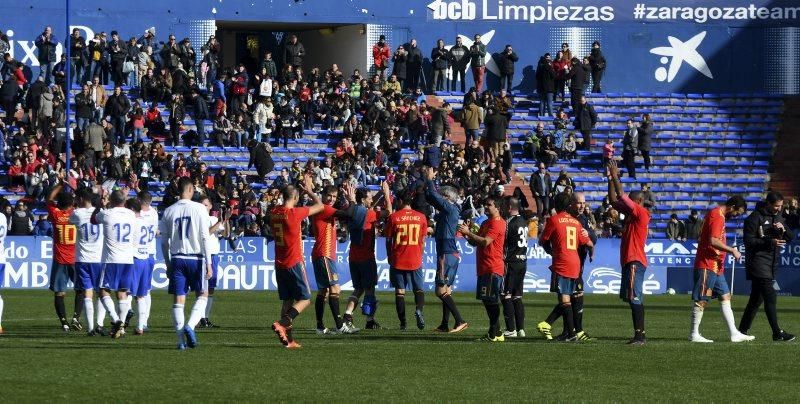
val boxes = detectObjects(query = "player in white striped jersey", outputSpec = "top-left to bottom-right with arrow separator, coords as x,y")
136,191 -> 159,332
92,189 -> 138,339
0,209 -> 7,333
70,188 -> 107,336
199,196 -> 230,328
125,197 -> 156,335
160,177 -> 212,350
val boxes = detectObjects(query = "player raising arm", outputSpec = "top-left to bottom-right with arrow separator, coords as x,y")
458,197 -> 507,342
269,175 -> 325,349
160,177 -> 213,350
607,161 -> 651,345
385,190 -> 429,331
46,182 -> 83,332
342,181 -> 393,330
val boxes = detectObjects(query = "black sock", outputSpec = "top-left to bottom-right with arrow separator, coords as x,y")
561,303 -> 575,337
501,298 -> 516,332
485,303 -> 501,337
395,294 -> 406,325
630,303 -> 645,335
315,294 -> 326,329
545,304 -> 561,325
413,290 -> 425,311
439,299 -> 451,327
441,294 -> 463,325
572,294 -> 584,332
513,298 -> 525,331
329,293 -> 343,330
54,295 -> 67,325
73,292 -> 84,319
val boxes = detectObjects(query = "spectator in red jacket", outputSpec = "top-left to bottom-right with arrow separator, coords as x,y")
372,35 -> 390,81
552,50 -> 569,103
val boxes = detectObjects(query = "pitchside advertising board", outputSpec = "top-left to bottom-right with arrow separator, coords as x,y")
1,0 -> 799,94
4,237 -> 800,295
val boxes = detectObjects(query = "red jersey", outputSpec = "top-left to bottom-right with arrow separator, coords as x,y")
476,216 -> 507,276
540,212 -> 591,279
386,208 -> 428,271
694,206 -> 727,273
270,206 -> 310,269
614,194 -> 650,267
350,209 -> 377,262
47,202 -> 76,264
311,205 -> 338,259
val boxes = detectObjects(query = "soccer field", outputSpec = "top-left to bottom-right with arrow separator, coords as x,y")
0,290 -> 798,402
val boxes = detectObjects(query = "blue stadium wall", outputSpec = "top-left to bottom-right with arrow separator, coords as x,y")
2,0 -> 799,94
4,237 -> 800,295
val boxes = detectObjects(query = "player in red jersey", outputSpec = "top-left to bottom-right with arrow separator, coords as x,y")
607,161 -> 651,345
385,191 -> 429,330
342,182 -> 393,330
269,175 -> 324,349
689,196 -> 755,343
46,182 -> 83,332
539,193 -> 594,342
459,196 -> 507,342
309,184 -> 360,335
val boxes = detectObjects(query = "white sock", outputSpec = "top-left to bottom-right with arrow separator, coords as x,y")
691,306 -> 704,336
205,296 -> 214,318
102,296 -> 120,322
137,298 -> 147,331
96,298 -> 107,327
173,304 -> 185,344
143,294 -> 152,327
83,298 -> 95,332
187,297 -> 208,330
720,300 -> 740,336
126,294 -> 133,306
0,295 -> 4,328
118,297 -> 131,325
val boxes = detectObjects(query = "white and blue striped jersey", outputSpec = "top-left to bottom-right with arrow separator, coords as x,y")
160,199 -> 210,258
140,206 -> 159,256
70,207 -> 104,264
96,207 -> 137,264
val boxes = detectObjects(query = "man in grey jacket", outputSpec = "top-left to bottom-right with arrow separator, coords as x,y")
469,34 -> 487,92
622,119 -> 639,179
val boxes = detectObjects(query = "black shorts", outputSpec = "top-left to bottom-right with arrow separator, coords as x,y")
503,261 -> 526,297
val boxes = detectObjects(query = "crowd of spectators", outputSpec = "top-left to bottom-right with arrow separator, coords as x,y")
0,26 -> 796,241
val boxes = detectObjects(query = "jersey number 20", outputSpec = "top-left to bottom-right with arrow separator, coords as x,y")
395,223 -> 421,246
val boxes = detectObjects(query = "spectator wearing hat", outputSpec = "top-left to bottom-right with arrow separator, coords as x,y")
588,41 -> 606,93
684,209 -> 703,240
372,35 -> 391,81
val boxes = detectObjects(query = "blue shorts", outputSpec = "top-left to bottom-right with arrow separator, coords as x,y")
476,273 -> 504,304
312,257 -> 340,289
130,258 -> 154,297
276,262 -> 312,301
49,263 -> 76,293
100,263 -> 134,291
390,268 -> 424,291
208,254 -> 220,290
169,257 -> 207,296
550,272 -> 577,296
620,261 -> 647,304
435,253 -> 460,287
692,269 -> 730,302
349,260 -> 378,290
74,262 -> 103,291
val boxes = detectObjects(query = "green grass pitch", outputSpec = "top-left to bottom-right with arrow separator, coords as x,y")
0,290 -> 798,402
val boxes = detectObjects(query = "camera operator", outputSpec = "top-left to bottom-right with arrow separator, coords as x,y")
739,191 -> 795,341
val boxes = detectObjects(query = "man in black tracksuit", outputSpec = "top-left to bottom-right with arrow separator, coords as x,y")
739,192 -> 795,341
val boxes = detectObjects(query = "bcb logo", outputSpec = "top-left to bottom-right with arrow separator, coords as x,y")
427,0 -> 476,20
